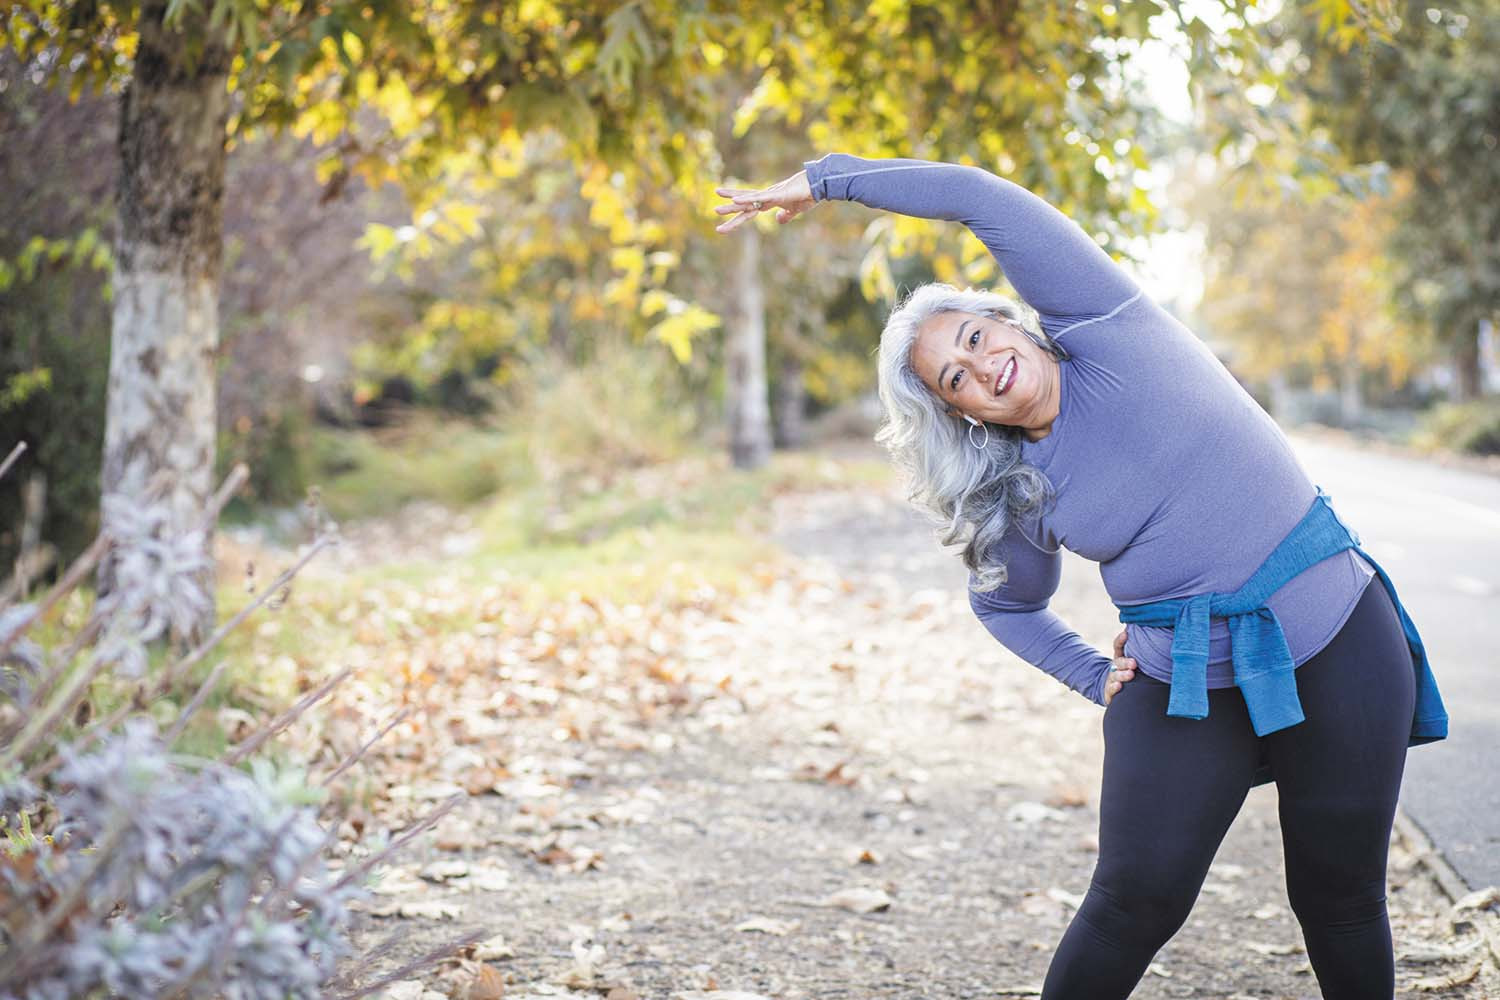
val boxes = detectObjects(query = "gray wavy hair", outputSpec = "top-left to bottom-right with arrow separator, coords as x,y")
873,282 -> 1071,592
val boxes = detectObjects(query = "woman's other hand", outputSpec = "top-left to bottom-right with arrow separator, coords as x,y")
714,170 -> 815,233
1104,627 -> 1137,706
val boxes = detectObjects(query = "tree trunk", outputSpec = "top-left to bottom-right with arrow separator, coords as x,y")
99,1 -> 232,644
1454,322 -> 1482,401
1338,343 -> 1363,428
1265,370 -> 1292,424
772,356 -> 807,449
726,223 -> 772,469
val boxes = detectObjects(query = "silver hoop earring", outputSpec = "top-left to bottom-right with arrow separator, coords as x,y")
965,416 -> 990,450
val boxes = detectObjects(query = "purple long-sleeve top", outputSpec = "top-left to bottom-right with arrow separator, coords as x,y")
803,152 -> 1376,706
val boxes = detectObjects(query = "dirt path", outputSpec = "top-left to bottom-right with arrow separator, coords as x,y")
345,470 -> 1496,1000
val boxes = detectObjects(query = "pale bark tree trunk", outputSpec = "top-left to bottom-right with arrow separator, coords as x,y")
1338,328 -> 1363,427
99,1 -> 232,643
1265,370 -> 1293,424
1338,358 -> 1362,426
726,223 -> 772,469
772,357 -> 807,449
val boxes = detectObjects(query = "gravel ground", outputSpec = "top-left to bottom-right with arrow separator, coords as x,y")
343,468 -> 1498,1000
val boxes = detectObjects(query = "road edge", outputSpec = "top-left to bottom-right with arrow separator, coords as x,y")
1289,424 -> 1500,480
1394,807 -> 1500,967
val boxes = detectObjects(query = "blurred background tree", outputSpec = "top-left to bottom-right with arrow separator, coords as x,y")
1292,0 -> 1500,401
2,0 -> 737,638
1194,159 -> 1436,426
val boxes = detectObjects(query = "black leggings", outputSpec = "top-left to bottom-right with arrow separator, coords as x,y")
1042,580 -> 1416,1000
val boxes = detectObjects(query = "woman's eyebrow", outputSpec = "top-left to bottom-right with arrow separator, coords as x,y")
937,320 -> 972,390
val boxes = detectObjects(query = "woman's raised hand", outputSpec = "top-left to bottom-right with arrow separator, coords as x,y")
1104,627 -> 1137,706
714,170 -> 816,233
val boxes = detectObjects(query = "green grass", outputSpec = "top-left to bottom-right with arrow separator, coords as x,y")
304,417 -> 529,524
292,441 -> 891,608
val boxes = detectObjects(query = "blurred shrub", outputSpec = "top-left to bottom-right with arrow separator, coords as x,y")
302,418 -> 523,523
223,337 -> 699,526
507,337 -> 696,490
0,246 -> 112,573
1411,397 -> 1500,456
218,409 -> 315,517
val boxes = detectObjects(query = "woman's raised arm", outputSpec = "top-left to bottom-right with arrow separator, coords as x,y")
716,153 -> 1142,331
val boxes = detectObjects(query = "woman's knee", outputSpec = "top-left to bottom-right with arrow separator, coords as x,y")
1084,862 -> 1201,945
1286,870 -> 1390,929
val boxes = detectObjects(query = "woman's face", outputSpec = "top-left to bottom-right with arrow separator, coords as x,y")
910,309 -> 1062,440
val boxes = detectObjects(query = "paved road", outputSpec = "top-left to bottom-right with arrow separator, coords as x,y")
1286,432 -> 1500,891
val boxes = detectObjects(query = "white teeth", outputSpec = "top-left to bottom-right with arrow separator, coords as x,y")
996,357 -> 1015,395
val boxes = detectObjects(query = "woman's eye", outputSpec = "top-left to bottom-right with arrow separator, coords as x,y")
950,370 -> 962,391
969,329 -> 981,348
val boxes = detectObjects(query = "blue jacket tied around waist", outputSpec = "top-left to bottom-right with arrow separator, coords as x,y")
1116,487 -> 1449,743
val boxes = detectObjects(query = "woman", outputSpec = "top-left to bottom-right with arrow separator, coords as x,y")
712,154 -> 1448,1000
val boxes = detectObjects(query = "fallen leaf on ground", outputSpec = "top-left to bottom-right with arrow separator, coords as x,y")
1244,940 -> 1303,956
734,916 -> 798,935
815,887 -> 892,913
1005,801 -> 1065,825
421,859 -> 470,881
368,866 -> 428,896
367,899 -> 465,920
793,759 -> 859,786
380,983 -> 444,1000
599,912 -> 632,932
434,816 -> 486,851
559,939 -> 611,989
471,934 -> 516,961
454,863 -> 512,892
1399,937 -> 1484,964
461,964 -> 506,1000
530,835 -> 606,872
1413,961 -> 1483,990
1452,885 -> 1500,912
1045,785 -> 1088,808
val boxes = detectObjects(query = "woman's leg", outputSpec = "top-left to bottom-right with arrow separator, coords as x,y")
1041,675 -> 1262,1000
1265,580 -> 1417,1000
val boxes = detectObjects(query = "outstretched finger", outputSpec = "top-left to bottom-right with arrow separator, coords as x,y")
715,209 -> 756,234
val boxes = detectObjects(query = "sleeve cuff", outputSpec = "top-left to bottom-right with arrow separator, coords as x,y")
802,154 -> 836,202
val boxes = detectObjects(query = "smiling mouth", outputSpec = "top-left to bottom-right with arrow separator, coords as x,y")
995,357 -> 1017,396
